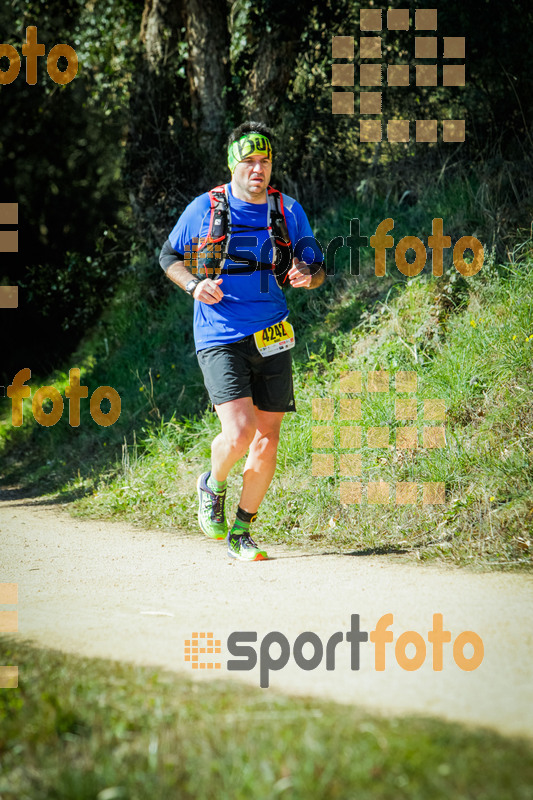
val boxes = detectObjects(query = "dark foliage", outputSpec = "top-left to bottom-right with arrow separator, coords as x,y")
1,0 -> 532,379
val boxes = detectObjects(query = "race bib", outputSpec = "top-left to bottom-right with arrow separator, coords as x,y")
254,320 -> 295,357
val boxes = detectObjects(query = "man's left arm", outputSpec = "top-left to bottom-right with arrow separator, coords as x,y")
286,198 -> 326,290
288,259 -> 325,290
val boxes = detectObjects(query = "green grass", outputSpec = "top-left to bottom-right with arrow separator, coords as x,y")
67,245 -> 533,569
1,183 -> 532,570
1,637 -> 532,800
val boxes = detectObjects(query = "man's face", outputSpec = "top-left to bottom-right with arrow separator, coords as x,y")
232,152 -> 272,200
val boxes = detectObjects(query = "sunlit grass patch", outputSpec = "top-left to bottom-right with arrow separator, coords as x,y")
1,638 -> 532,800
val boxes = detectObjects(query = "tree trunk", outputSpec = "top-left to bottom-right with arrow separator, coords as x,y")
127,0 -> 191,252
242,0 -> 309,121
185,0 -> 230,153
141,0 -> 184,71
128,0 -> 231,243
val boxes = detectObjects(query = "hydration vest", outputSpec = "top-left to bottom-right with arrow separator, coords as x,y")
196,184 -> 293,286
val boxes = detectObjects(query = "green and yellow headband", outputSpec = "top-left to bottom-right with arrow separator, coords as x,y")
227,132 -> 273,173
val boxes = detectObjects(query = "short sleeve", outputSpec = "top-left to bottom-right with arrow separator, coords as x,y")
284,198 -> 324,265
167,193 -> 212,255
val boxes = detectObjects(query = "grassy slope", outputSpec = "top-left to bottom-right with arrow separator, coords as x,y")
73,245 -> 533,568
1,180 -> 532,799
1,183 -> 532,569
1,637 -> 532,800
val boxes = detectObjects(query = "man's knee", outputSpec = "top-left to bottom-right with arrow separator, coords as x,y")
265,427 -> 281,447
223,422 -> 256,454
252,427 -> 281,457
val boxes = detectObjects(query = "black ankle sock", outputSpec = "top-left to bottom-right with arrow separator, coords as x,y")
229,507 -> 258,538
236,506 -> 258,524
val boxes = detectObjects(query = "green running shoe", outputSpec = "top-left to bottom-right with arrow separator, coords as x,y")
227,533 -> 268,561
197,471 -> 227,540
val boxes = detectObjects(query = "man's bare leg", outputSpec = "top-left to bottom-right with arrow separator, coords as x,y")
197,397 -> 257,541
239,407 -> 285,513
212,399 -> 284,508
211,397 -> 257,482
209,398 -> 285,559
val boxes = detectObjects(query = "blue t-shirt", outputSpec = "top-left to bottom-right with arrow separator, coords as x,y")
167,183 -> 323,352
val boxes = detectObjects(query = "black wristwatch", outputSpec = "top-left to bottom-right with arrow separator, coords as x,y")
185,278 -> 201,296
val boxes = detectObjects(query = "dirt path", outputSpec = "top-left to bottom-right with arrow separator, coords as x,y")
1,487 -> 532,739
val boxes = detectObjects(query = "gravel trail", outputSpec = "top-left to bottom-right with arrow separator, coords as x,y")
2,488 -> 532,739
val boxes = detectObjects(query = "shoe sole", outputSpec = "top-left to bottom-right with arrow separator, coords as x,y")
197,473 -> 226,540
227,550 -> 269,562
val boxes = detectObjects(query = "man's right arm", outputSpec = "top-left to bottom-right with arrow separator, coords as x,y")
160,240 -> 224,304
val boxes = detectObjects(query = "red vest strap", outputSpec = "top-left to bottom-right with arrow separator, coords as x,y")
200,185 -> 228,248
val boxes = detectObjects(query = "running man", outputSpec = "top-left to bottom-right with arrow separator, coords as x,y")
159,121 -> 325,561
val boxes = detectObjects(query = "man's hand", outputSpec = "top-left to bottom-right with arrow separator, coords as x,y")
288,258 -> 313,289
193,277 -> 224,304
287,258 -> 325,290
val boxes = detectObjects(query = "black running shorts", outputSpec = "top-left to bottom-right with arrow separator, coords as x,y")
197,334 -> 296,412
